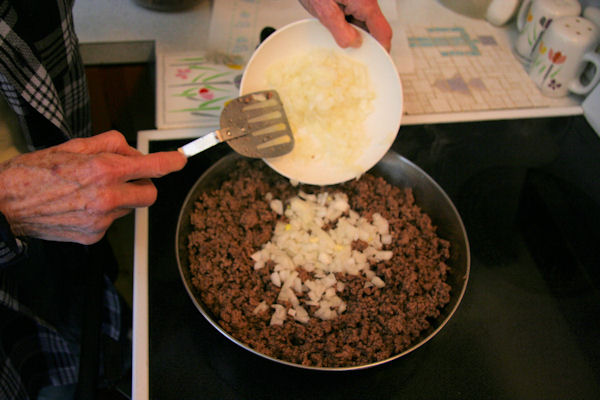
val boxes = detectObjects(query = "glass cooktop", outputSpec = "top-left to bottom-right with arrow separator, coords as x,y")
134,124 -> 600,399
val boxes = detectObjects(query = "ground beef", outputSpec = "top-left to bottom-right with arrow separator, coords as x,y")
187,159 -> 452,368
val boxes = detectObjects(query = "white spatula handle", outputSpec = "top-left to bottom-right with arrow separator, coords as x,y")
178,131 -> 221,158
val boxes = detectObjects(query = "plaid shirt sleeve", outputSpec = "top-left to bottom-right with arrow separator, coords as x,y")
1,1 -> 123,398
0,212 -> 25,266
0,274 -> 122,399
0,0 -> 91,149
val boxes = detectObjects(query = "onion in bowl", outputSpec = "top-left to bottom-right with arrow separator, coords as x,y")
240,19 -> 403,186
265,49 -> 375,177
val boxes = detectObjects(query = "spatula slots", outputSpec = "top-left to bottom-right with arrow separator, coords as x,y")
178,90 -> 294,159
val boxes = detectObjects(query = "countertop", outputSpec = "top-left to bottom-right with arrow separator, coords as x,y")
74,0 -> 584,126
73,0 -> 212,64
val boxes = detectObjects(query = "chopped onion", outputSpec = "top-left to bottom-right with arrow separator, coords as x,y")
270,304 -> 286,325
270,199 -> 284,215
253,301 -> 268,315
253,190 -> 392,324
265,49 -> 375,170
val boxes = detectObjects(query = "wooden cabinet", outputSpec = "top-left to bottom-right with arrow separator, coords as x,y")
85,63 -> 155,144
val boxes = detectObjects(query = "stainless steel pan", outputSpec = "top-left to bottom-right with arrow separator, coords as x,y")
175,150 -> 470,371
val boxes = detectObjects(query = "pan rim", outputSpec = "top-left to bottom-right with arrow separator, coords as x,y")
175,150 -> 470,371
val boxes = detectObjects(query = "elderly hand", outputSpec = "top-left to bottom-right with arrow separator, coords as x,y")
0,130 -> 187,245
299,0 -> 392,51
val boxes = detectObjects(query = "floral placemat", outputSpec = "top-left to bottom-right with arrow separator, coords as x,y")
156,52 -> 243,129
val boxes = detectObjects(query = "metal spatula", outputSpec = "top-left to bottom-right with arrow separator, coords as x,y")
178,90 -> 294,159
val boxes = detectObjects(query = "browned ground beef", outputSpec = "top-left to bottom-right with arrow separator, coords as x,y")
187,159 -> 451,367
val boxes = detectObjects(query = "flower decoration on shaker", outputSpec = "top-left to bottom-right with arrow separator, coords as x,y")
548,79 -> 562,90
529,17 -> 553,56
539,17 -> 552,29
532,41 -> 548,70
538,41 -> 548,54
539,48 -> 567,87
548,49 -> 567,65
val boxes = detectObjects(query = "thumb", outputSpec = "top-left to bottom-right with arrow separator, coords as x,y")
332,21 -> 363,49
304,1 -> 363,48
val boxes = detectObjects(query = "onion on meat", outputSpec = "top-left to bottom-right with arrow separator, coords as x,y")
252,190 -> 390,324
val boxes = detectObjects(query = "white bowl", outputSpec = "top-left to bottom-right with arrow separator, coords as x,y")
240,19 -> 403,186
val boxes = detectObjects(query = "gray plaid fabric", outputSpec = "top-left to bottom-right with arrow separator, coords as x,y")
0,1 -> 122,399
0,0 -> 91,149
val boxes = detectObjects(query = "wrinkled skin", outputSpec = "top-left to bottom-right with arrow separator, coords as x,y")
299,0 -> 392,51
0,130 -> 187,245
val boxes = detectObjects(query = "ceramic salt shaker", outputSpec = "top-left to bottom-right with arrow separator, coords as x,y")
528,15 -> 600,97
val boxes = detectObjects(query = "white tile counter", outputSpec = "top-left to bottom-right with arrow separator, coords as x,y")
74,0 -> 585,123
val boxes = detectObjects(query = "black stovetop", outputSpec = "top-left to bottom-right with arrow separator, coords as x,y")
146,117 -> 600,399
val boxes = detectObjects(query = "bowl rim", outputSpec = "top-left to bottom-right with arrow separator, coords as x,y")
239,18 -> 404,186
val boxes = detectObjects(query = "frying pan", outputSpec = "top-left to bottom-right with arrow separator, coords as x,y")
175,150 -> 470,371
